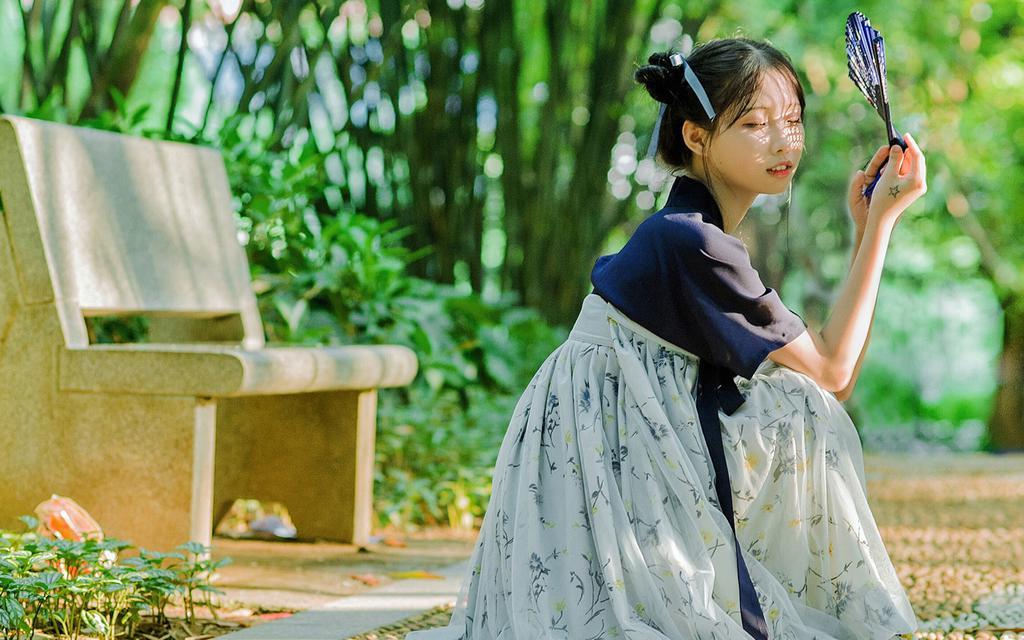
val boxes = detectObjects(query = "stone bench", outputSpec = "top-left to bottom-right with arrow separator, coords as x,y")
0,115 -> 418,552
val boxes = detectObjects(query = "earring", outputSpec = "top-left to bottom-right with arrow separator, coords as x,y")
783,181 -> 793,266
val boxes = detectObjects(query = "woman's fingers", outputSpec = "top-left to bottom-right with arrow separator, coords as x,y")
865,144 -> 889,179
897,142 -> 912,177
894,133 -> 925,191
903,132 -> 926,187
869,133 -> 927,220
862,133 -> 927,202
886,144 -> 904,177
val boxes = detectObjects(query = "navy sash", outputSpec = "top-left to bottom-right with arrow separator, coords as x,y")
695,359 -> 769,640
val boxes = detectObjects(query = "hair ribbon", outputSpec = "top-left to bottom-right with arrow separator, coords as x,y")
646,52 -> 718,159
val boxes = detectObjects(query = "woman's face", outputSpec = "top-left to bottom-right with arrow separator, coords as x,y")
701,69 -> 805,197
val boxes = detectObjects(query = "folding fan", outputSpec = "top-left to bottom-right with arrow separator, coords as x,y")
845,11 -> 908,198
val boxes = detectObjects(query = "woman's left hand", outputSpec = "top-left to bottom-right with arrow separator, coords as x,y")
847,143 -> 892,231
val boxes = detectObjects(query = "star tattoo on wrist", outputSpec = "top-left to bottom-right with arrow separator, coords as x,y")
888,184 -> 901,198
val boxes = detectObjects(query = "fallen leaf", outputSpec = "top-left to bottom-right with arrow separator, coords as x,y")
351,572 -> 382,587
388,570 -> 444,580
222,608 -> 253,617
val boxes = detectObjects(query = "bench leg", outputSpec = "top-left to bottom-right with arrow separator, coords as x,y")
190,399 -> 217,556
214,389 -> 378,546
35,393 -> 218,554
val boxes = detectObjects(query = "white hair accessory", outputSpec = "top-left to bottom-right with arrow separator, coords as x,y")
646,53 -> 717,159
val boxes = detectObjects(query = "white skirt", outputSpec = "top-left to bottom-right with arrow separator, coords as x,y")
406,293 -> 919,639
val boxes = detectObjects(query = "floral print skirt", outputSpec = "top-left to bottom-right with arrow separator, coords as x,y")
406,293 -> 919,639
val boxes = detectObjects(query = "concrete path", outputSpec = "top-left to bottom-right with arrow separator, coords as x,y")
218,557 -> 467,639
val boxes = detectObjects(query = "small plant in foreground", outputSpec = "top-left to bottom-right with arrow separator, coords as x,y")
0,516 -> 232,639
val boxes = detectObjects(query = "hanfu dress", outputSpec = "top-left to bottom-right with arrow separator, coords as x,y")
405,175 -> 919,640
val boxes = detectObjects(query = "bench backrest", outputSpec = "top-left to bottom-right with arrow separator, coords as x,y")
0,115 -> 264,348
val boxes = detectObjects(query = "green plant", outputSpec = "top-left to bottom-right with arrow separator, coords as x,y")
120,550 -> 180,627
0,516 -> 231,639
173,542 -> 230,625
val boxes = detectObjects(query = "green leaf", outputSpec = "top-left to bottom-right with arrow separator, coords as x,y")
82,608 -> 110,635
176,541 -> 210,555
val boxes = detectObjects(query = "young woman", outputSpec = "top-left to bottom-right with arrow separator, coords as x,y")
407,37 -> 926,640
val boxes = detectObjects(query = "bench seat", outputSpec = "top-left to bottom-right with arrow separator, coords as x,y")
59,343 -> 418,397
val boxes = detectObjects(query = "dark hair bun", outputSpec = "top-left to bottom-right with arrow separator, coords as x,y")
634,51 -> 680,105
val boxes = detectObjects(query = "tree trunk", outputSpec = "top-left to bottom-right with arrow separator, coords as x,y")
81,0 -> 168,119
989,302 -> 1024,451
515,0 -> 665,326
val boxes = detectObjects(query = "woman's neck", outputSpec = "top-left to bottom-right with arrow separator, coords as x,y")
687,168 -> 756,235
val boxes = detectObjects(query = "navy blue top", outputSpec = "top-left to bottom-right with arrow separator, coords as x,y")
590,174 -> 807,379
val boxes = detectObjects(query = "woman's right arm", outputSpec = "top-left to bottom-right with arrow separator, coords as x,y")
767,133 -> 927,392
768,216 -> 894,392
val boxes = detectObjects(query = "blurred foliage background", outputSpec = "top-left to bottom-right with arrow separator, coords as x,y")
0,0 -> 1021,531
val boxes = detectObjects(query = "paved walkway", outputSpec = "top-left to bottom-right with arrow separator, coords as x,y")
208,526 -> 475,639
216,558 -> 468,639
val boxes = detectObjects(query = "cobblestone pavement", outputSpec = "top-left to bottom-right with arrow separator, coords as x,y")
866,452 -> 1024,637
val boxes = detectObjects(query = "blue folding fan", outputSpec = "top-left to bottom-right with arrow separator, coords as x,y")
845,11 -> 908,198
